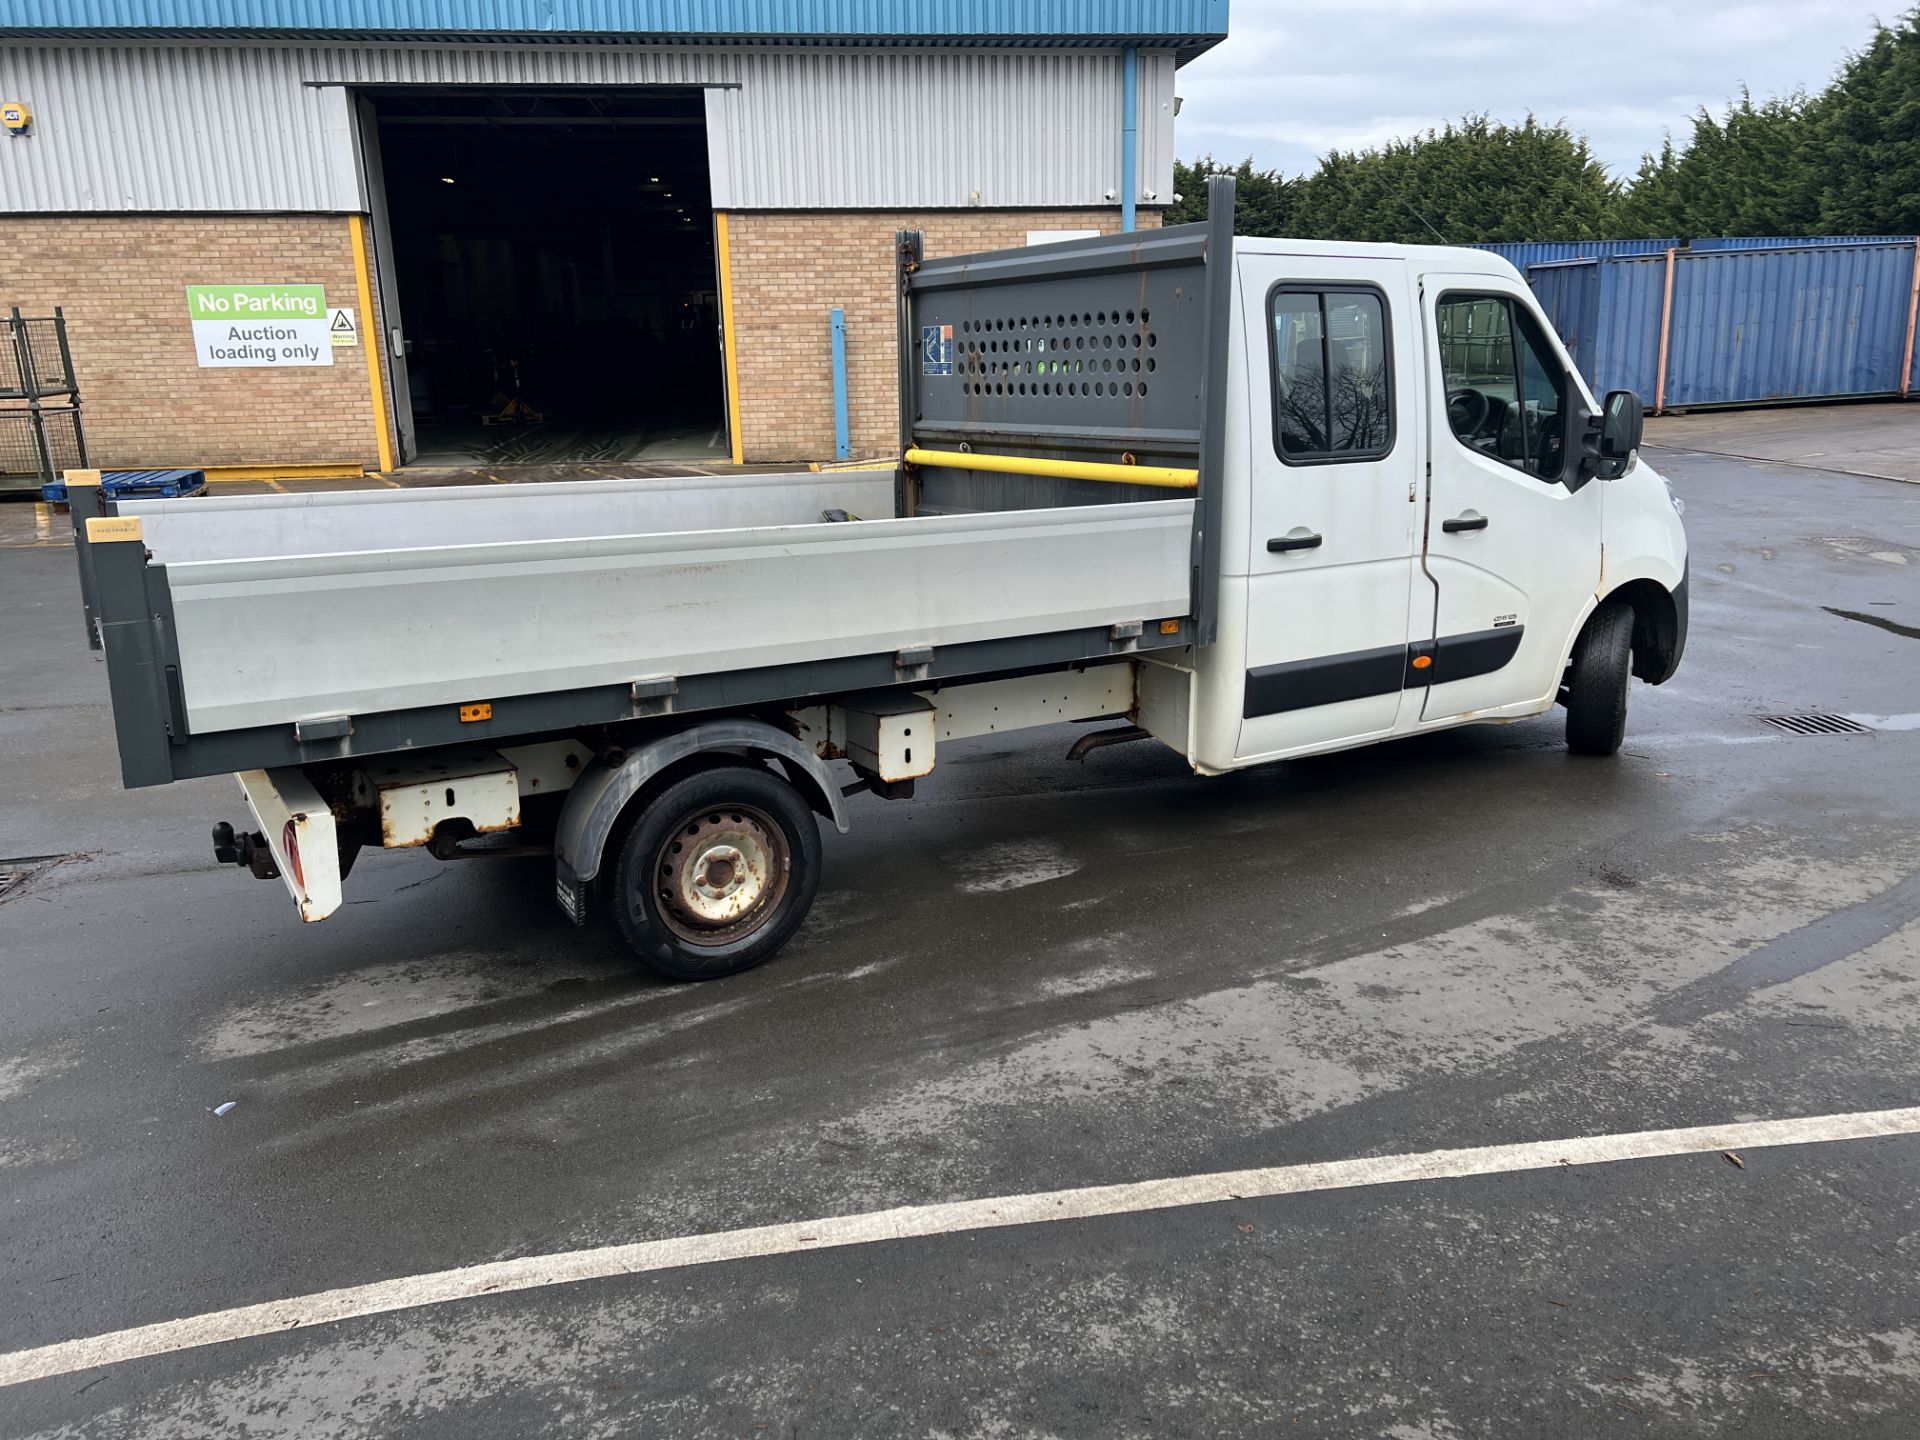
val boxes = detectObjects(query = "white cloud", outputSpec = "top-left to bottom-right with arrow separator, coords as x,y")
1173,0 -> 1888,179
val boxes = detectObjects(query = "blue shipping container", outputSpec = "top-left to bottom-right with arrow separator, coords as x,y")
1587,254 -> 1671,402
1526,241 -> 1920,409
1525,259 -> 1600,383
1471,238 -> 1676,272
1664,242 -> 1918,406
1688,235 -> 1909,251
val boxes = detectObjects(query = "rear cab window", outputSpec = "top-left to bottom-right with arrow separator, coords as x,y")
1268,286 -> 1394,464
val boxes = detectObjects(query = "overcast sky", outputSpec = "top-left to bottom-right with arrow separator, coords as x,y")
1173,0 -> 1894,180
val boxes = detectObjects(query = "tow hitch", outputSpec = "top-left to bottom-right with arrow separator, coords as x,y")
211,821 -> 281,881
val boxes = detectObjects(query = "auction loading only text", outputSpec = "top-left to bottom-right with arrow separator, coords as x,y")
205,324 -> 324,364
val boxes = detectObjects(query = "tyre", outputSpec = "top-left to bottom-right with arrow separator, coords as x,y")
1565,600 -> 1633,757
610,763 -> 822,981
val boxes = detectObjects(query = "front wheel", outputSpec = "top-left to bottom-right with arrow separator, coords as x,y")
1564,601 -> 1633,756
610,764 -> 822,981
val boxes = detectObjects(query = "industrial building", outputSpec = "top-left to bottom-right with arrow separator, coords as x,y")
0,2 -> 1228,474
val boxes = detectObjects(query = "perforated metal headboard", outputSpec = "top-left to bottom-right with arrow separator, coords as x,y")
895,176 -> 1237,643
903,226 -> 1209,484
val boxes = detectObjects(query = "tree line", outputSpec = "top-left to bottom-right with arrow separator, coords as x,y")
1165,8 -> 1919,244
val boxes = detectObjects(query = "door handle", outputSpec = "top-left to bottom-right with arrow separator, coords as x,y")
1442,514 -> 1489,534
1267,532 -> 1324,553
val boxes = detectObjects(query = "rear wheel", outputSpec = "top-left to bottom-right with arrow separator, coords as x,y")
1565,600 -> 1633,756
611,764 -> 821,981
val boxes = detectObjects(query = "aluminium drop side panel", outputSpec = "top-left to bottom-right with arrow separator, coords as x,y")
119,471 -> 896,564
1661,242 -> 1919,406
164,501 -> 1195,735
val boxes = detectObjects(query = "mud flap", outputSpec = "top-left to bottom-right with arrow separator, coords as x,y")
554,866 -> 590,928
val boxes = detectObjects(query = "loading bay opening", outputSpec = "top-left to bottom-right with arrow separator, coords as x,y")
364,86 -> 725,467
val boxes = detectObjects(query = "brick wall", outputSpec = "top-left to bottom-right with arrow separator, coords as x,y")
725,209 -> 1161,463
0,208 -> 1162,472
0,214 -> 387,471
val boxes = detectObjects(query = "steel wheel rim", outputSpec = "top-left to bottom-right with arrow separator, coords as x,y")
651,803 -> 791,948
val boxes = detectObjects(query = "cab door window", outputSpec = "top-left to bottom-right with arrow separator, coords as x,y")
1436,295 -> 1567,482
1269,287 -> 1393,463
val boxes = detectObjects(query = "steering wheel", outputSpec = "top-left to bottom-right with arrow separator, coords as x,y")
1447,388 -> 1489,435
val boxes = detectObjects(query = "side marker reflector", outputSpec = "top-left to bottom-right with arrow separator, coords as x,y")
1411,655 -> 1433,670
459,703 -> 493,723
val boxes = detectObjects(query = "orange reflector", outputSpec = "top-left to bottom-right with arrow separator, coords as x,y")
459,702 -> 493,723
1159,619 -> 1181,635
1411,655 -> 1433,670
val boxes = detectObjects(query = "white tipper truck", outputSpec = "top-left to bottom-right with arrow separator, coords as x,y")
67,183 -> 1687,981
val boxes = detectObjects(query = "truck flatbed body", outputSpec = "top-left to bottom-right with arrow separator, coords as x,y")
73,470 -> 1193,786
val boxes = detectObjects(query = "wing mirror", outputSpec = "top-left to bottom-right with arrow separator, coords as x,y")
1594,389 -> 1644,480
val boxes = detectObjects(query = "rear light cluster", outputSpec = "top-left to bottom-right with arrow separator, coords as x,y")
282,818 -> 304,890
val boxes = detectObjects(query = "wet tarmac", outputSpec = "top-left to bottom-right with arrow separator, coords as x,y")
1,419 -> 1917,1437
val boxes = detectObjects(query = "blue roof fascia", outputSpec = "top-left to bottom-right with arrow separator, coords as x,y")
0,0 -> 1231,59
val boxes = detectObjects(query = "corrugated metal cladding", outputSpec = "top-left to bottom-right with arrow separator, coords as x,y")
1470,238 -> 1676,270
1582,254 -> 1667,401
1,0 -> 1230,48
1529,243 -> 1920,407
710,48 -> 1176,210
1524,260 -> 1600,383
0,42 -> 1177,212
1664,242 -> 1919,406
1688,234 -> 1910,251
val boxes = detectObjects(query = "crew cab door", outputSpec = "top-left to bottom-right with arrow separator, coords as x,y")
1416,276 -> 1601,720
1234,258 -> 1419,762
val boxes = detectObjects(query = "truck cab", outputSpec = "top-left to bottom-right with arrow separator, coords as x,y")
1182,238 -> 1687,771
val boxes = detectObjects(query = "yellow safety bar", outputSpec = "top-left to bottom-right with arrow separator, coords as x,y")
903,447 -> 1198,491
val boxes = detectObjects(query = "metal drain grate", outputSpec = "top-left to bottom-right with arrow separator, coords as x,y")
0,854 -> 67,900
1758,713 -> 1872,736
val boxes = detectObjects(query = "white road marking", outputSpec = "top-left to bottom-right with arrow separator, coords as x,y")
3,1106 -> 1916,1389
1638,731 -> 1780,747
1850,713 -> 1920,732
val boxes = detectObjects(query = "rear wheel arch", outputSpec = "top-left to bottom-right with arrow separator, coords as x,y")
556,720 -> 847,891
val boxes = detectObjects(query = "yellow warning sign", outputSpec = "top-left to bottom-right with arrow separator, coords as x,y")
327,306 -> 358,347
